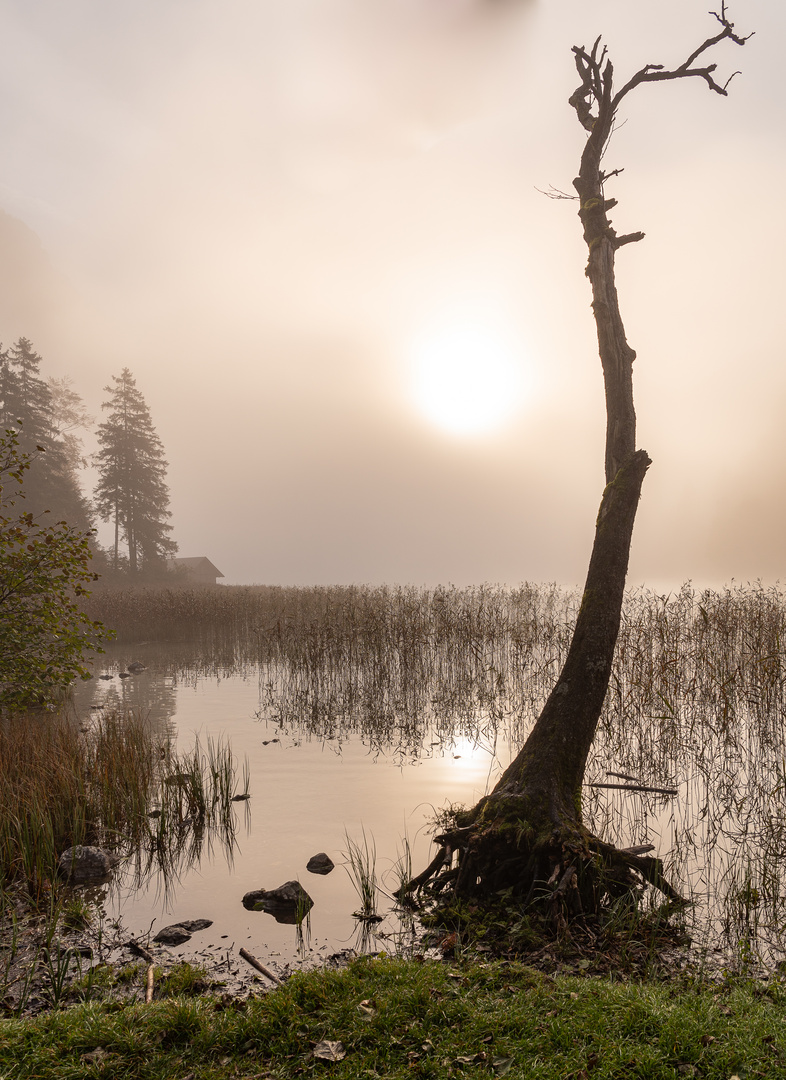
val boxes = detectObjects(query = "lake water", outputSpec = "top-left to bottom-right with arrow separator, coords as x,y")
73,641 -> 514,978
72,624 -> 786,981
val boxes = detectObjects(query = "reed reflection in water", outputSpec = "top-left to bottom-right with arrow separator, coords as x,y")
78,582 -> 786,972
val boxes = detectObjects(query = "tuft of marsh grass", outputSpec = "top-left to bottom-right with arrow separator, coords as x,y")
343,828 -> 379,920
0,709 -> 245,899
386,832 -> 413,900
60,896 -> 92,932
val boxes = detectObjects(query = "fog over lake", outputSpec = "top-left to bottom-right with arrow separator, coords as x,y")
1,0 -> 785,588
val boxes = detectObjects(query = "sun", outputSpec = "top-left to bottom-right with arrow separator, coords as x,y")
409,314 -> 525,436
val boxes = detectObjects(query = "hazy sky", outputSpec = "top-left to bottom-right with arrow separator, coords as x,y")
1,0 -> 784,587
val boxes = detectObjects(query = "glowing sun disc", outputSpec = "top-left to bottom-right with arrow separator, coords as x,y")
410,318 -> 523,435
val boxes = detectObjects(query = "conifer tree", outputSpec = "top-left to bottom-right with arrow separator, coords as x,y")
94,369 -> 177,574
0,338 -> 93,532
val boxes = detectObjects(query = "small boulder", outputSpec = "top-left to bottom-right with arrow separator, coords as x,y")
151,918 -> 212,946
57,845 -> 118,884
154,924 -> 192,946
127,661 -> 146,674
242,880 -> 314,924
178,919 -> 213,932
306,852 -> 335,875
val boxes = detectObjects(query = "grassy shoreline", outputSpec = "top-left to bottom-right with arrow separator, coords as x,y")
1,956 -> 784,1078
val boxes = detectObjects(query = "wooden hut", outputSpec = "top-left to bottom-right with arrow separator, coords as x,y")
168,557 -> 225,586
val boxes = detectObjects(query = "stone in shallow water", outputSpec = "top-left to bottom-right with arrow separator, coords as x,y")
242,880 -> 314,924
57,845 -> 117,883
306,852 -> 335,875
153,919 -> 213,945
154,925 -> 192,946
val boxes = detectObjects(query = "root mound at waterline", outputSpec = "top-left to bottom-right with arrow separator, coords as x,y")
396,794 -> 686,945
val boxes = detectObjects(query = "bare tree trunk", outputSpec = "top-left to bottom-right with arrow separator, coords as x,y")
400,6 -> 749,917
493,449 -> 650,818
113,496 -> 119,572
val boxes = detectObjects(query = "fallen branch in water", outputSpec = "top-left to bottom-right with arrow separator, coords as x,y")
590,783 -> 678,796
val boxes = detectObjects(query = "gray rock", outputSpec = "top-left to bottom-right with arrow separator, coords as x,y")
242,880 -> 314,924
57,845 -> 118,884
306,852 -> 335,875
152,918 -> 212,945
127,661 -> 146,674
178,919 -> 213,932
154,924 -> 192,946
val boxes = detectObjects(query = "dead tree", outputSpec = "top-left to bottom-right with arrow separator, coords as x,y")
400,6 -> 750,921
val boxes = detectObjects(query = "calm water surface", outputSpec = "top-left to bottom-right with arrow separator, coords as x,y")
74,641 -> 507,974
73,629 -> 786,978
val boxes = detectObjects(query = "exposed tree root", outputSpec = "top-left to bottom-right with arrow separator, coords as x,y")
396,802 -> 687,942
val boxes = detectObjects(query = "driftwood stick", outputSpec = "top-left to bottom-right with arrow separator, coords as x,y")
590,782 -> 678,796
128,939 -> 155,964
239,947 -> 282,985
145,964 -> 155,1003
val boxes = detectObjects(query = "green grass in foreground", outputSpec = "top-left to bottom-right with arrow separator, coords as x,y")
1,958 -> 785,1079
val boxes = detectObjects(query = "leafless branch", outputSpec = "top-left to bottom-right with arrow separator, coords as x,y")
612,231 -> 646,249
535,185 -> 578,201
612,5 -> 752,106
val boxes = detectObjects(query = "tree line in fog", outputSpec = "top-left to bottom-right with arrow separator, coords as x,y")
0,337 -> 176,579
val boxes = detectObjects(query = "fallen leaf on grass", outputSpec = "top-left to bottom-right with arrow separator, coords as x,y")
358,999 -> 377,1017
313,1041 -> 347,1063
453,1053 -> 487,1067
492,1056 -> 514,1076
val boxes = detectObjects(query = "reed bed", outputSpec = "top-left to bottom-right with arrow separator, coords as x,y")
87,580 -> 786,966
0,710 -> 246,898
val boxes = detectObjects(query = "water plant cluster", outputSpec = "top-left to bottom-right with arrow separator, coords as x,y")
0,710 -> 245,898
86,580 -> 786,968
0,708 -> 248,1014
